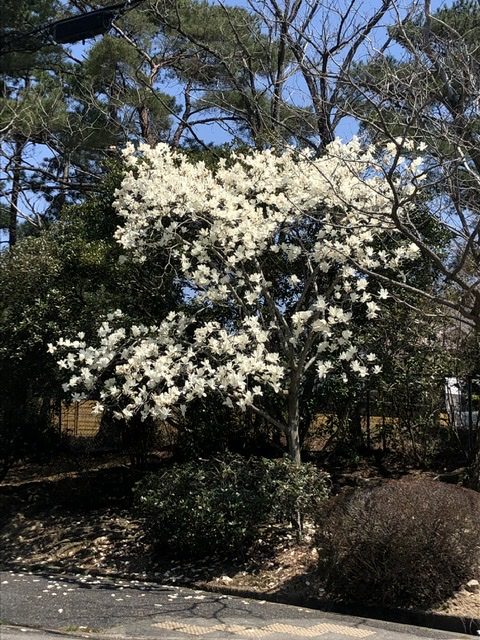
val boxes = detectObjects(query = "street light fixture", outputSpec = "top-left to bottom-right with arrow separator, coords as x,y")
0,0 -> 144,55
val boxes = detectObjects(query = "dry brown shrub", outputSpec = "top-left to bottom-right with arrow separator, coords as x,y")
315,480 -> 480,609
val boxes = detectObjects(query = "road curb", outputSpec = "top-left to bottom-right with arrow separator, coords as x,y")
196,583 -> 480,637
0,624 -> 159,640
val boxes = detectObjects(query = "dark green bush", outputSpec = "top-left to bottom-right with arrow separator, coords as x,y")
315,479 -> 480,608
0,392 -> 58,482
135,455 -> 329,558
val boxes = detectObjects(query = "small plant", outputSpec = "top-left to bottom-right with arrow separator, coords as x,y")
134,454 -> 329,558
315,479 -> 480,608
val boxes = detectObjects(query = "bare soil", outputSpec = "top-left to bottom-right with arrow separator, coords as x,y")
1,455 -> 478,620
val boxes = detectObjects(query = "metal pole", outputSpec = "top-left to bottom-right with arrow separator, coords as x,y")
468,376 -> 474,456
366,387 -> 371,451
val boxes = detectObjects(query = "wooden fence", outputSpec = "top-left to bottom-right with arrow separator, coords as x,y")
58,401 -> 101,438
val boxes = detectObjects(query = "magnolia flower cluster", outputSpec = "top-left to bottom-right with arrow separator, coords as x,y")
115,139 -> 419,280
51,312 -> 284,421
55,140 -> 422,426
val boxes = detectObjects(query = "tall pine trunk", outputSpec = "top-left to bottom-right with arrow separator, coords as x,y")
8,138 -> 23,247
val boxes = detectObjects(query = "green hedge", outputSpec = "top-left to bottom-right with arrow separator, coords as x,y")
135,455 -> 329,558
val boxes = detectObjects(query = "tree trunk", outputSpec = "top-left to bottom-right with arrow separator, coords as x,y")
287,383 -> 304,539
287,386 -> 301,465
466,451 -> 480,491
466,437 -> 480,491
8,138 -> 23,247
138,105 -> 157,147
350,401 -> 364,450
55,156 -> 71,214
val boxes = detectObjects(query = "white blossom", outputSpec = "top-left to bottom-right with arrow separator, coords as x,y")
366,301 -> 380,319
378,287 -> 389,300
52,141 -> 422,431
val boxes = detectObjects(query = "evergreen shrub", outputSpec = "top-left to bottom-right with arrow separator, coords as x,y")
135,454 -> 329,557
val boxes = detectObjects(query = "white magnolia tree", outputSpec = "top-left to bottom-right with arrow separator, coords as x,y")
51,140 -> 422,462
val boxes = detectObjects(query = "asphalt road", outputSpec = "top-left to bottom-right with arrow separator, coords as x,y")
0,570 -> 472,640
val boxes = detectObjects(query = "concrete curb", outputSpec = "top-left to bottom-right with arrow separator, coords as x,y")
196,583 -> 480,637
0,624 -> 158,640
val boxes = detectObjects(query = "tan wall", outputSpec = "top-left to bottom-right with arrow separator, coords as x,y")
59,401 -> 101,438
57,404 -> 448,442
